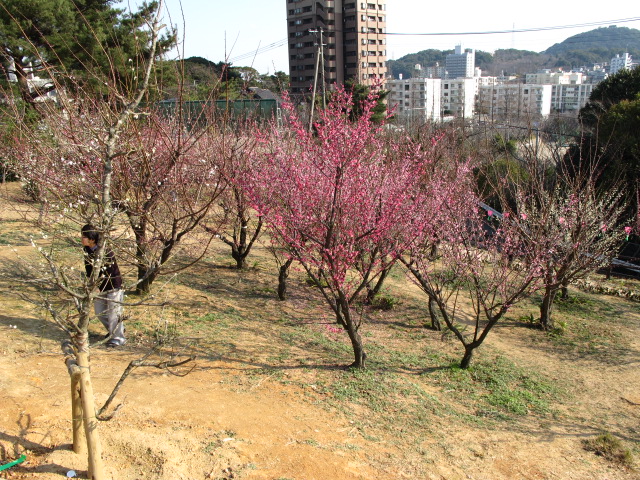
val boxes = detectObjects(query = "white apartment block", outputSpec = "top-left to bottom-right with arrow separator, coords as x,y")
551,83 -> 594,113
388,76 -> 441,121
525,69 -> 584,85
413,63 -> 446,79
442,78 -> 476,118
610,53 -> 633,74
478,84 -> 552,119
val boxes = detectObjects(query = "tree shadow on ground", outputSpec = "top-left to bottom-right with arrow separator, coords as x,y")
0,412 -> 80,477
0,314 -> 66,346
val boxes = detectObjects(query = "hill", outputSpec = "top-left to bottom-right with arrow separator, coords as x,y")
1,181 -> 639,480
388,26 -> 640,78
545,25 -> 640,55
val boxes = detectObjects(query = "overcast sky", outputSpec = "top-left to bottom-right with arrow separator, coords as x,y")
118,0 -> 640,74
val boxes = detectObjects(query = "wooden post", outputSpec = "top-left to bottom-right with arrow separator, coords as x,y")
70,371 -> 84,454
77,351 -> 105,480
63,341 -> 86,454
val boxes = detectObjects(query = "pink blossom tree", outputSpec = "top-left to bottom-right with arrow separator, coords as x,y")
245,89 -> 427,368
202,118 -> 264,269
503,164 -> 627,330
402,157 -> 549,368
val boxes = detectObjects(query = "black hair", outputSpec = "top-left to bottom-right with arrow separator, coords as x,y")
81,224 -> 100,243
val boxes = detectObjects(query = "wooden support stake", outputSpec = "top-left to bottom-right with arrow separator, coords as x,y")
77,351 -> 105,480
70,371 -> 84,454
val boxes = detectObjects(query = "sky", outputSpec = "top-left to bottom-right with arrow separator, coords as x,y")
118,0 -> 640,75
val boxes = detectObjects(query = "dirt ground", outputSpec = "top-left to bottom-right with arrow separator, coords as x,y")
1,181 -> 639,480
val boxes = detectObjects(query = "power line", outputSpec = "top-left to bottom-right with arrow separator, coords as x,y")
386,17 -> 640,36
227,39 -> 288,64
226,16 -> 640,64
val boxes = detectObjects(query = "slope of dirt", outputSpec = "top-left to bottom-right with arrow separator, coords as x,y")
1,181 -> 639,480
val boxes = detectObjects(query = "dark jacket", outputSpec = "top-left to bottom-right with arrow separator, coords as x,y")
84,245 -> 123,292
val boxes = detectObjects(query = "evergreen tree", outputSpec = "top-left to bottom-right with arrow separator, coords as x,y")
0,0 -> 174,103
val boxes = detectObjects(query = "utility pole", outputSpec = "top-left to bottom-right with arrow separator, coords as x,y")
308,28 -> 326,132
319,28 -> 326,109
309,29 -> 322,132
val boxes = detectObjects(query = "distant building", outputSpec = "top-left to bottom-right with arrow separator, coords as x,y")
525,69 -> 583,85
442,78 -> 476,118
478,83 -> 552,119
413,63 -> 446,79
550,83 -> 594,113
610,53 -> 633,74
445,45 -> 475,79
388,76 -> 441,122
286,0 -> 387,95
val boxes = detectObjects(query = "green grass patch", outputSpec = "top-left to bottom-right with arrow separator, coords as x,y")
433,355 -> 559,418
553,292 -> 622,322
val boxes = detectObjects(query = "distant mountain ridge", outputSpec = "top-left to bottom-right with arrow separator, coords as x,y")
387,25 -> 640,79
544,26 -> 640,55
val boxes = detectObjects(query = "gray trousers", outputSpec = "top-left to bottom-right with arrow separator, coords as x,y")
94,289 -> 125,345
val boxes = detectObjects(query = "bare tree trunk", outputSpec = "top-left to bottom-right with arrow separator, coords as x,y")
338,297 -> 366,368
277,258 -> 293,301
539,285 -> 557,330
365,264 -> 391,304
232,247 -> 248,269
460,345 -> 474,369
130,220 -> 153,295
427,295 -> 442,331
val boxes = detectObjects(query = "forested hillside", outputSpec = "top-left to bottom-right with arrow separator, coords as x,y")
387,25 -> 640,79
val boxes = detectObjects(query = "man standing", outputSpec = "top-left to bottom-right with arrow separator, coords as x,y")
81,224 -> 126,347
